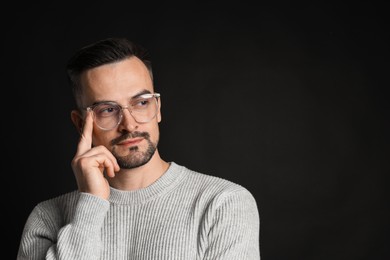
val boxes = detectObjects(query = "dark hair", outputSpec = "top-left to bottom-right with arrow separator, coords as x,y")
66,38 -> 153,107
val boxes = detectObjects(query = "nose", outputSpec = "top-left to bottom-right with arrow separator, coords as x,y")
117,107 -> 138,132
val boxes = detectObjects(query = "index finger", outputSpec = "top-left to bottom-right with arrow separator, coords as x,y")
76,110 -> 94,156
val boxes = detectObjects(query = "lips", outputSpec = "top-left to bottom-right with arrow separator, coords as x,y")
117,138 -> 143,146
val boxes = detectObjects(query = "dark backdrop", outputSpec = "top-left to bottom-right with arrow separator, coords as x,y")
6,2 -> 389,259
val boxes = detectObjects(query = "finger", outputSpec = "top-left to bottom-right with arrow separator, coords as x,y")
104,162 -> 117,178
76,110 -> 94,156
88,152 -> 118,178
78,145 -> 121,172
97,146 -> 121,173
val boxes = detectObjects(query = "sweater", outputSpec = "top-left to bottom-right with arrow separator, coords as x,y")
17,162 -> 260,259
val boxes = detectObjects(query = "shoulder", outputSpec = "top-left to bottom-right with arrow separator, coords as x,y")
19,190 -> 81,245
31,190 -> 80,222
173,162 -> 258,207
173,163 -> 260,228
177,162 -> 251,191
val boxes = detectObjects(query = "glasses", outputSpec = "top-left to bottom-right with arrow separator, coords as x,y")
86,93 -> 160,130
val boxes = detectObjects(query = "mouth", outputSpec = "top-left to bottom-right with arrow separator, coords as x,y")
117,138 -> 143,147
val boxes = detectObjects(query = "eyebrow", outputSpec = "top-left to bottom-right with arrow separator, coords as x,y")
132,89 -> 152,99
87,89 -> 153,108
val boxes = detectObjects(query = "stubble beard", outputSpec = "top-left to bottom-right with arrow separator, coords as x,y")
111,131 -> 158,169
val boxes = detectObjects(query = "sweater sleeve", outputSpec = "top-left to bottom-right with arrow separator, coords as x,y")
17,192 -> 110,260
201,188 -> 261,260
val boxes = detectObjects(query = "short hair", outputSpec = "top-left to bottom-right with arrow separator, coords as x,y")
66,37 -> 152,108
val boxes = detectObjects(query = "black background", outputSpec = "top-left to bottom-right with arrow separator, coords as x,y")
6,2 -> 389,259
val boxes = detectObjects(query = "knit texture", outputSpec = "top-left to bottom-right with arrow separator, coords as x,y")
17,162 -> 260,259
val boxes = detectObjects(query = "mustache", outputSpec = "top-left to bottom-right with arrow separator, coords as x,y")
110,131 -> 150,146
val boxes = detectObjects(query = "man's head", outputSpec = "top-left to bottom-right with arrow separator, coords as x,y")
67,38 -> 161,169
66,38 -> 153,109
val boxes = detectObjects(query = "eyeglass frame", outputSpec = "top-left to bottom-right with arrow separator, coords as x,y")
84,92 -> 161,130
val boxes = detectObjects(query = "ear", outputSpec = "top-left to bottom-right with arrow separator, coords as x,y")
71,109 -> 84,134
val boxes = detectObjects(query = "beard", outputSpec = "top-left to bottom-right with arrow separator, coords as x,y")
110,131 -> 158,169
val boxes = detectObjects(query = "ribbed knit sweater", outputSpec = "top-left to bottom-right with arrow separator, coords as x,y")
17,162 -> 260,259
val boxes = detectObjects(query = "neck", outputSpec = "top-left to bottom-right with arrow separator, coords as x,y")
107,151 -> 169,191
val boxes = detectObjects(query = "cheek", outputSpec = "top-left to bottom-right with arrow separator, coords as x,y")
147,122 -> 160,141
92,130 -> 113,147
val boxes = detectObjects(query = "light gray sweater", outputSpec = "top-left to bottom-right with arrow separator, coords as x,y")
17,162 -> 260,259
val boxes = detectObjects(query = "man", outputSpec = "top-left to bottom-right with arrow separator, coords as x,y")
17,37 -> 260,259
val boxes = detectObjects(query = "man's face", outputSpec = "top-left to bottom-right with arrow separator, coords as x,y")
78,57 -> 161,169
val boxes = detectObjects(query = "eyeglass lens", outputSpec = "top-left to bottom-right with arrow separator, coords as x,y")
91,95 -> 159,130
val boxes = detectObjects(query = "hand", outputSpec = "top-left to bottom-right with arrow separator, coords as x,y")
71,111 -> 120,200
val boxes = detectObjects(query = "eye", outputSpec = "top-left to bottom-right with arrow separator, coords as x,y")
94,103 -> 120,117
132,98 -> 151,109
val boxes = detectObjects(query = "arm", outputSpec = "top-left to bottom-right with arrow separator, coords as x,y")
202,188 -> 261,260
17,193 -> 109,260
18,108 -> 118,260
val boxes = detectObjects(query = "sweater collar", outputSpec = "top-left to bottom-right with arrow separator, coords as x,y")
108,162 -> 184,205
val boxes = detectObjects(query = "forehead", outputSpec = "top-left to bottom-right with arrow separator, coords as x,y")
79,56 -> 153,105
